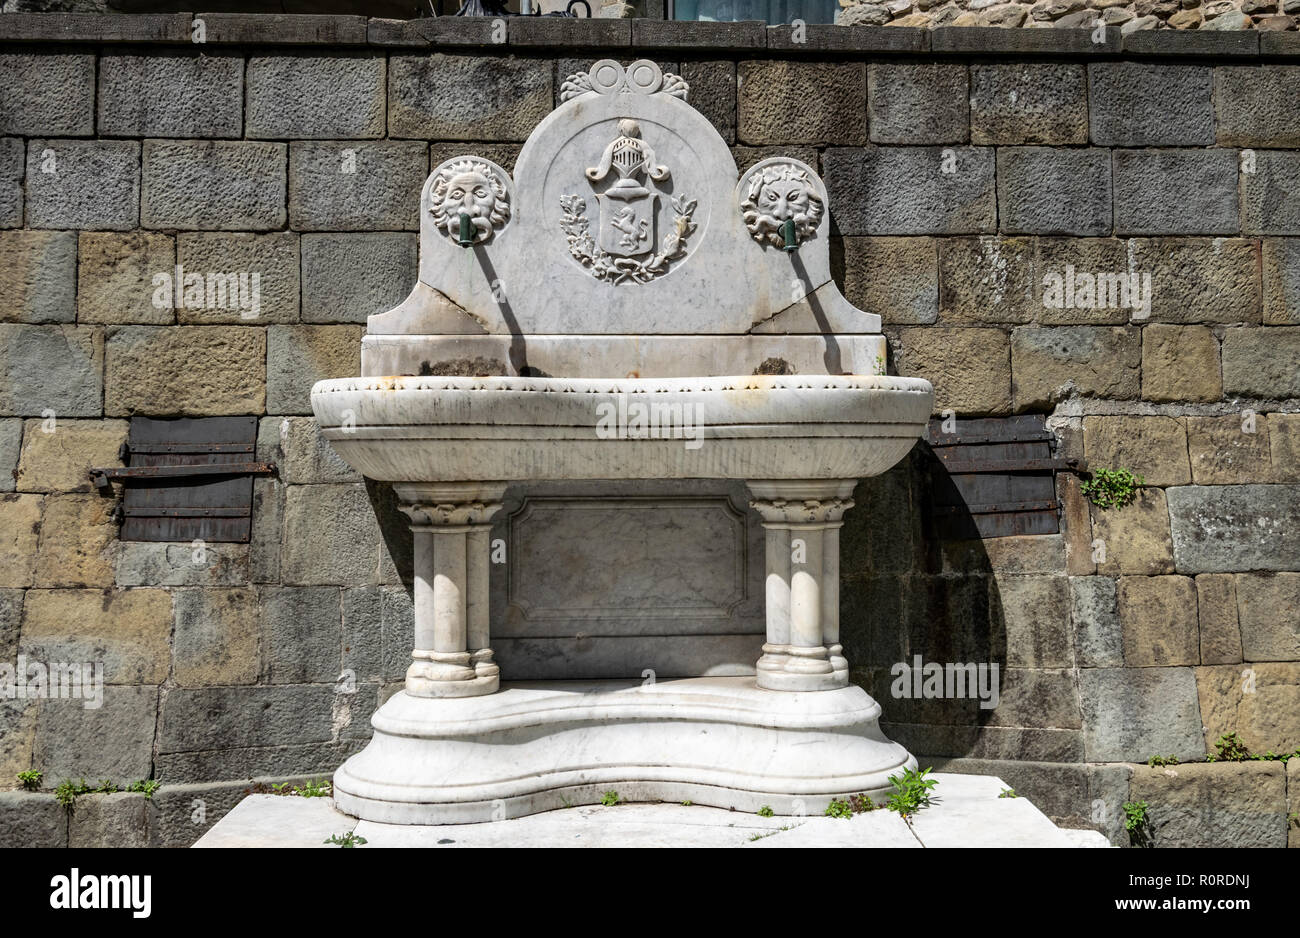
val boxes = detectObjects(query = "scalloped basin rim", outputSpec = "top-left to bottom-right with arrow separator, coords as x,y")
313,374 -> 933,396
309,373 -> 936,483
309,374 -> 935,427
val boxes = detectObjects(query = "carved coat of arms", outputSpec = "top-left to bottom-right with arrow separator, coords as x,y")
560,119 -> 696,284
588,119 -> 666,258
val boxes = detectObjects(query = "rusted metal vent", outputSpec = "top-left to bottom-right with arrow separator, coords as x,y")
924,415 -> 1079,539
92,416 -> 273,543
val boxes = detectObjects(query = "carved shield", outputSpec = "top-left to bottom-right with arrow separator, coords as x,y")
595,190 -> 658,258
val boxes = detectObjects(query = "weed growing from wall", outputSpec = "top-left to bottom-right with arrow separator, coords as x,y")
1081,468 -> 1145,510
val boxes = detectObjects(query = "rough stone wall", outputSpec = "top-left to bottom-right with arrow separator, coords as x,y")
837,0 -> 1299,32
0,15 -> 1297,847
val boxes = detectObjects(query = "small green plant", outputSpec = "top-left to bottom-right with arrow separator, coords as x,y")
41,774 -> 160,803
1081,468 -> 1145,510
824,798 -> 853,819
848,793 -> 878,814
885,767 -> 938,818
54,778 -> 92,810
999,788 -> 1017,798
874,355 -> 886,376
599,790 -> 620,807
680,800 -> 692,807
296,778 -> 332,798
266,778 -> 333,798
1288,812 -> 1299,827
1146,755 -> 1179,768
1123,800 -> 1152,848
1238,747 -> 1297,763
17,770 -> 42,791
1246,748 -> 1299,762
324,832 -> 368,848
1211,732 -> 1251,762
757,805 -> 774,818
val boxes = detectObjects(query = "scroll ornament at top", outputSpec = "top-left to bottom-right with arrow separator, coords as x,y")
560,59 -> 689,104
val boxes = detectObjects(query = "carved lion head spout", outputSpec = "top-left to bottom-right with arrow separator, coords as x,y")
740,163 -> 825,248
429,158 -> 512,244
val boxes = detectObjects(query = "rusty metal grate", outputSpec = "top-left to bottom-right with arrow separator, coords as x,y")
924,415 -> 1081,539
94,416 -> 273,543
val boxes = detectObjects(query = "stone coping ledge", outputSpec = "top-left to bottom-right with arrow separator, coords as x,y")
0,12 -> 1295,59
0,12 -> 192,43
930,24 -> 1120,56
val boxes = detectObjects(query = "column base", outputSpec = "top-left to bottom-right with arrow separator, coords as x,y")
754,643 -> 848,691
406,672 -> 500,698
470,648 -> 499,679
755,667 -> 849,692
407,654 -> 500,698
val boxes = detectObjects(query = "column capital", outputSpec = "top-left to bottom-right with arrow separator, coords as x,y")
747,479 -> 857,525
395,482 -> 508,527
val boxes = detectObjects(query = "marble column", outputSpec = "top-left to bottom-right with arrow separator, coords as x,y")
747,480 -> 855,691
395,483 -> 507,698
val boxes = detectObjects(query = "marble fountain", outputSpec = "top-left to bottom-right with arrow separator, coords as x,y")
310,59 -> 935,825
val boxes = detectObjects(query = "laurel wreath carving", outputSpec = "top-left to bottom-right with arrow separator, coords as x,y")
558,194 -> 698,284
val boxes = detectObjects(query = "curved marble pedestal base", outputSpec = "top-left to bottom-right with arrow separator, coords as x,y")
334,676 -> 915,825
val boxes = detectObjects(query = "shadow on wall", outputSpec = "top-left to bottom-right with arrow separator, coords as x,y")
841,443 -> 1021,762
367,478 -> 415,591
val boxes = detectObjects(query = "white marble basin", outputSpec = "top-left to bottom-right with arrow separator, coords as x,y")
309,374 -> 934,483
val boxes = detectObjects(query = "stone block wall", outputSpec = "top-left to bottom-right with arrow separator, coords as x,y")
0,14 -> 1298,847
836,0 -> 1300,31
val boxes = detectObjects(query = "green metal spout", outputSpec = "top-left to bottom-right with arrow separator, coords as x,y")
457,213 -> 475,247
780,217 -> 798,253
